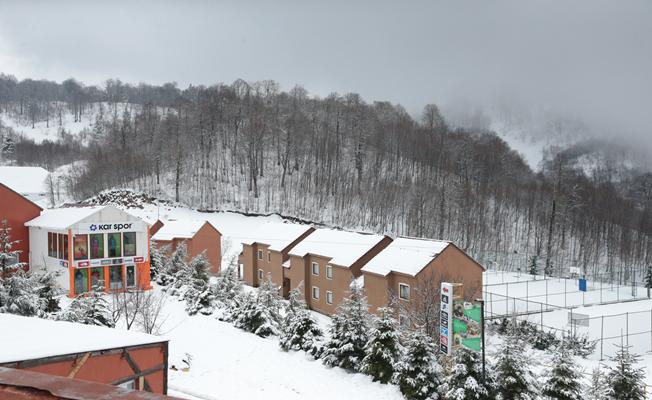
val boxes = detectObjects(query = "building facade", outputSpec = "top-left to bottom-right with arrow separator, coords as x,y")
0,183 -> 43,268
152,220 -> 222,274
25,205 -> 152,297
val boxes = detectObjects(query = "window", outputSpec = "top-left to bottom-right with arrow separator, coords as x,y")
74,268 -> 89,295
90,234 -> 104,259
257,249 -> 263,260
108,233 -> 121,258
312,286 -> 320,300
58,234 -> 68,260
267,252 -> 271,262
90,267 -> 105,290
326,265 -> 333,280
73,235 -> 88,260
109,265 -> 123,289
48,233 -> 57,257
123,232 -> 137,257
399,283 -> 410,300
399,314 -> 410,328
126,265 -> 136,287
326,291 -> 333,304
311,262 -> 319,276
258,269 -> 264,280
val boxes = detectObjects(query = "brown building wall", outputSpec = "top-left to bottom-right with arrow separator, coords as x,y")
2,343 -> 168,394
186,223 -> 221,274
0,184 -> 42,267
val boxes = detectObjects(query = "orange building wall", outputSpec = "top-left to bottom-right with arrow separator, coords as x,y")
0,184 -> 42,267
155,223 -> 222,275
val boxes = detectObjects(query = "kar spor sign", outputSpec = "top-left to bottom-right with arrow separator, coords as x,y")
77,221 -> 145,234
90,223 -> 133,231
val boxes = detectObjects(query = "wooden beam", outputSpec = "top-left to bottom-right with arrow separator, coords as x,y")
122,350 -> 153,392
109,364 -> 164,387
66,352 -> 91,378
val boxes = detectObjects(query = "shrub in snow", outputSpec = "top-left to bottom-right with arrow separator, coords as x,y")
562,331 -> 596,358
184,252 -> 215,315
493,334 -> 539,400
604,344 -> 646,400
0,219 -> 26,274
33,271 -> 61,313
527,255 -> 539,277
441,347 -> 492,400
0,270 -> 44,316
360,307 -> 401,384
279,286 -> 322,352
157,243 -> 188,288
321,284 -> 370,371
149,242 -> 169,279
586,367 -> 609,400
395,328 -> 443,400
645,264 -> 652,297
58,290 -> 115,328
213,264 -> 243,306
232,277 -> 282,337
541,343 -> 584,400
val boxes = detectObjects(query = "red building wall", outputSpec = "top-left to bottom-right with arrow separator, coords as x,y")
0,184 -> 42,266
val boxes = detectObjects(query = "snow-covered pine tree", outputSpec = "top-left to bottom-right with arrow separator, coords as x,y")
541,342 -> 584,400
644,264 -> 652,298
149,242 -> 168,279
586,367 -> 608,400
321,283 -> 371,371
395,328 -> 443,400
1,136 -> 15,160
604,344 -> 646,400
157,242 -> 188,290
360,307 -> 401,384
232,276 -> 281,337
213,264 -> 243,306
0,219 -> 26,274
527,255 -> 539,277
184,252 -> 215,315
58,291 -> 115,327
441,347 -> 492,400
33,271 -> 61,313
0,270 -> 44,316
494,334 -> 539,400
279,285 -> 322,352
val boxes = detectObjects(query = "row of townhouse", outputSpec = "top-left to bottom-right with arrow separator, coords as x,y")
239,222 -> 484,319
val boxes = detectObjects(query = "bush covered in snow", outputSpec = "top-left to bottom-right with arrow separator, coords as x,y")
360,307 -> 402,384
231,276 -> 282,337
395,328 -> 443,400
279,285 -> 322,352
58,290 -> 115,328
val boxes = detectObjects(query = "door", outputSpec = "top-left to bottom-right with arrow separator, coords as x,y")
126,264 -> 136,288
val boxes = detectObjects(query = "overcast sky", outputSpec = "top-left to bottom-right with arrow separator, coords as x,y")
1,0 -> 651,144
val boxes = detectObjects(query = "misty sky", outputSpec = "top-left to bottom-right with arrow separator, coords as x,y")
1,0 -> 651,144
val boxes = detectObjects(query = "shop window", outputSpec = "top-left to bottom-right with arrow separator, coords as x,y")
326,291 -> 333,304
58,234 -> 68,260
326,265 -> 333,280
126,265 -> 136,287
48,233 -> 57,257
74,269 -> 89,295
108,233 -> 121,258
311,262 -> 319,276
123,232 -> 137,257
109,265 -> 123,290
90,234 -> 104,259
399,283 -> 410,300
312,286 -> 320,300
90,267 -> 105,290
73,235 -> 88,260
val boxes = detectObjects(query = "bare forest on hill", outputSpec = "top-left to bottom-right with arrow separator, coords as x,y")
1,74 -> 651,279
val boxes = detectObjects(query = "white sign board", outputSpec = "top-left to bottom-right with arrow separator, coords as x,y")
440,282 -> 454,355
76,221 -> 146,234
569,266 -> 581,275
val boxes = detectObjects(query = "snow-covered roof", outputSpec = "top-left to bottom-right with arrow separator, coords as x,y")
288,228 -> 386,267
0,166 -> 49,195
361,237 -> 451,277
0,314 -> 166,364
241,222 -> 313,252
152,219 -> 218,241
25,206 -> 107,230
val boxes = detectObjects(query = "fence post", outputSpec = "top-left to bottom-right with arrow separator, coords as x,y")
546,279 -> 549,306
564,278 -> 567,308
601,279 -> 603,303
600,316 -> 604,361
626,312 -> 629,347
540,303 -> 544,331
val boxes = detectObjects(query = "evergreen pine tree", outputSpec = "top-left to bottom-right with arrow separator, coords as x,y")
321,283 -> 370,371
213,264 -> 243,306
184,252 -> 215,315
33,271 -> 61,313
586,367 -> 609,400
58,291 -> 115,327
0,219 -> 26,274
494,334 -> 539,400
527,255 -> 539,277
1,136 -> 15,160
442,347 -> 492,400
541,343 -> 584,400
157,243 -> 187,289
644,264 -> 652,298
279,286 -> 322,352
149,242 -> 168,279
0,270 -> 44,316
395,328 -> 443,400
604,344 -> 646,400
232,275 -> 281,337
360,307 -> 401,384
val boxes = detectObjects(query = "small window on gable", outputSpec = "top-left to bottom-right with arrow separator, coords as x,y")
399,283 -> 410,300
312,286 -> 320,300
326,265 -> 333,280
311,262 -> 319,276
257,250 -> 263,260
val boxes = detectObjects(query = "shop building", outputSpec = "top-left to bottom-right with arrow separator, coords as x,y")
25,205 -> 152,297
239,222 -> 315,295
0,314 -> 169,395
285,229 -> 392,315
152,220 -> 222,274
0,183 -> 43,269
361,237 -> 484,325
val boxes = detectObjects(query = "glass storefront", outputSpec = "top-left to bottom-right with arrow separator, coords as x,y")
108,233 -> 121,258
90,234 -> 104,259
57,234 -> 68,260
73,235 -> 88,260
123,232 -> 136,257
109,265 -> 123,289
74,268 -> 88,295
90,267 -> 105,290
126,265 -> 136,287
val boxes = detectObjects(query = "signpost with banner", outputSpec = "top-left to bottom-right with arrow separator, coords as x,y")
440,282 -> 484,357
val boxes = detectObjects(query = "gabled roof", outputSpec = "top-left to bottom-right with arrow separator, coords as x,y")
0,314 -> 166,364
288,228 -> 386,268
0,182 -> 43,211
361,236 -> 451,277
0,166 -> 49,195
242,222 -> 313,252
24,205 -> 143,230
152,219 -> 220,241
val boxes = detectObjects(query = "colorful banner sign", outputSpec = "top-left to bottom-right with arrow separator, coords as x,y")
440,282 -> 454,355
441,282 -> 483,355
